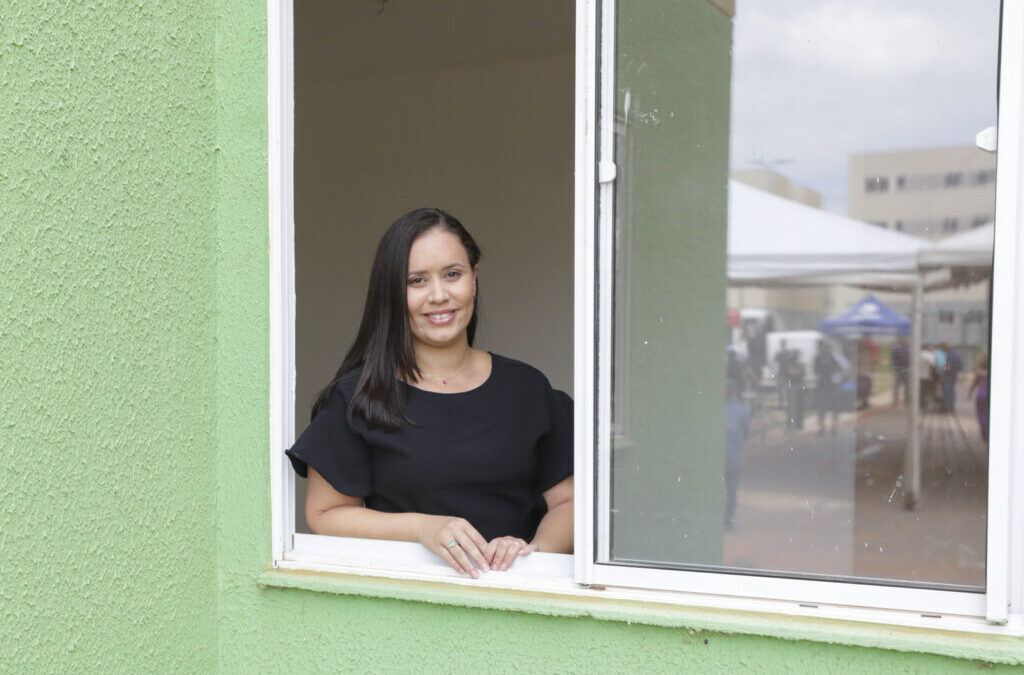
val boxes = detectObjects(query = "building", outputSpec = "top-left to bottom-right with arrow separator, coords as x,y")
848,145 -> 996,351
3,1 -> 1023,672
731,168 -> 824,209
848,145 -> 997,240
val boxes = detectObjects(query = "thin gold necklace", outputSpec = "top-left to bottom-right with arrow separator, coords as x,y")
418,351 -> 473,386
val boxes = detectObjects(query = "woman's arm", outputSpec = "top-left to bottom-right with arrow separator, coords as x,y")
531,476 -> 574,554
306,467 -> 491,577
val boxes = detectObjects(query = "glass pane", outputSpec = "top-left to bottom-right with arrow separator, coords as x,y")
608,0 -> 998,590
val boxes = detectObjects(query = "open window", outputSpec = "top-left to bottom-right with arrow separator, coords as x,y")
272,0 -> 1024,633
272,0 -> 578,581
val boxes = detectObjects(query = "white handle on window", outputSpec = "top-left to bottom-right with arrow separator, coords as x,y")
598,161 -> 617,184
975,125 -> 997,153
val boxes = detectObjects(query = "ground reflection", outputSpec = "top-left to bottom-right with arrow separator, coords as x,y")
723,335 -> 987,588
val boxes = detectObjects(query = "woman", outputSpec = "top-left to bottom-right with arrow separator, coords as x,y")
286,208 -> 574,578
967,354 -> 989,442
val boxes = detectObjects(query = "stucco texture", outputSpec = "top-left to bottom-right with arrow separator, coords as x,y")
0,2 -> 218,673
1,0 -> 1021,673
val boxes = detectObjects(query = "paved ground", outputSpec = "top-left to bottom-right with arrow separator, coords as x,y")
723,380 -> 987,589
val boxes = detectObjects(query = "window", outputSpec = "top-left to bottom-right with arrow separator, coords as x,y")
938,310 -> 956,324
945,171 -> 964,187
964,310 -> 986,324
972,168 -> 997,185
271,0 -> 577,585
271,0 -> 1024,636
902,172 -> 944,191
864,176 -> 889,192
973,215 -> 992,228
581,0 -> 1022,630
895,220 -> 905,231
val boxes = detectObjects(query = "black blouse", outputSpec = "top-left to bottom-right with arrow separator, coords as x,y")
286,353 -> 573,541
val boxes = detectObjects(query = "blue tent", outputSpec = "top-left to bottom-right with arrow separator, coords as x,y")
820,294 -> 910,336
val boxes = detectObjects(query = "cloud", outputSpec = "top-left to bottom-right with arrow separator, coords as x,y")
737,1 -> 949,79
728,0 -> 1000,213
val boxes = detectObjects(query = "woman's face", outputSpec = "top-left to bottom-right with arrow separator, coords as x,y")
406,228 -> 477,350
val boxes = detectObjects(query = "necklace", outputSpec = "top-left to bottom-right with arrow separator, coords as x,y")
418,351 -> 473,386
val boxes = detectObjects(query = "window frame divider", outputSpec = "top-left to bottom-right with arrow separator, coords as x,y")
594,0 -> 617,566
573,0 -> 600,586
986,0 -> 1024,625
269,0 -> 297,568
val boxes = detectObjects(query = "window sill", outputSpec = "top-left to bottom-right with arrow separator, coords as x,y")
260,555 -> 1024,666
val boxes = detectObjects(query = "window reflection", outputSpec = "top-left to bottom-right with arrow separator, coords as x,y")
610,0 -> 998,589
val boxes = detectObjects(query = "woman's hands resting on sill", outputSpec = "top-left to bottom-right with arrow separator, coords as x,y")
306,468 -> 573,578
418,519 -> 544,577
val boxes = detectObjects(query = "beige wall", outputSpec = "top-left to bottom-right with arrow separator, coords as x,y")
730,169 -> 822,208
295,54 -> 575,420
848,145 -> 996,239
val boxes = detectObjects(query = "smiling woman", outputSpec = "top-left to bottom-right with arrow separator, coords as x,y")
405,227 -> 480,358
286,208 -> 574,577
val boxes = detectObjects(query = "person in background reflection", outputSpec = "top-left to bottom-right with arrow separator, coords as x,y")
774,339 -> 792,409
968,354 -> 989,442
941,341 -> 963,413
891,336 -> 910,407
919,344 -> 936,412
786,349 -> 806,430
856,334 -> 879,410
933,342 -> 947,375
724,381 -> 750,531
727,346 -> 750,396
747,325 -> 767,378
813,340 -> 841,435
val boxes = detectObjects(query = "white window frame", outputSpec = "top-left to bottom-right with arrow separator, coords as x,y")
579,0 -> 1024,631
269,0 -> 1024,636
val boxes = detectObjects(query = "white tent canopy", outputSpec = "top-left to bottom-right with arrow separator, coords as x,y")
727,180 -> 927,283
917,221 -> 994,268
725,181 -> 995,511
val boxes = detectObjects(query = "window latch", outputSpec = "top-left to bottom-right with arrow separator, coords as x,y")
975,125 -> 996,153
599,161 -> 617,184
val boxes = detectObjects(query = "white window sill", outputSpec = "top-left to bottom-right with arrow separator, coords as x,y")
282,533 -> 576,593
265,535 -> 1024,666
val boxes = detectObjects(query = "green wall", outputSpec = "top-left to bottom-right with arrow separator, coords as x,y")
1,1 -> 1020,672
0,1 -> 218,673
610,0 -> 731,565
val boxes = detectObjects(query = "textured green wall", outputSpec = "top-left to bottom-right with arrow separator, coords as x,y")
0,2 -> 218,673
1,0 -> 1018,673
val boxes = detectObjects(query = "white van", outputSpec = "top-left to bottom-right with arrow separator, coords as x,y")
763,330 -> 847,388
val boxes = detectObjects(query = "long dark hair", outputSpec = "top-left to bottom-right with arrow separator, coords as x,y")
311,207 -> 482,429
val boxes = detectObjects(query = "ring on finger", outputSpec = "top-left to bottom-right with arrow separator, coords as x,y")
446,539 -> 459,548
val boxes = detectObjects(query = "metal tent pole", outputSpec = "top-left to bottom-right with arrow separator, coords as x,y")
904,276 -> 924,509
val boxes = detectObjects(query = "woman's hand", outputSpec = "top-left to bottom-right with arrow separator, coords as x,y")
485,536 -> 538,571
418,515 -> 490,578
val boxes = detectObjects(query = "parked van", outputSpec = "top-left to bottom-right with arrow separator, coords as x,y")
763,330 -> 846,389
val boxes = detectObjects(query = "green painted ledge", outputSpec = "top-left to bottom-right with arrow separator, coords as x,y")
258,569 -> 1024,666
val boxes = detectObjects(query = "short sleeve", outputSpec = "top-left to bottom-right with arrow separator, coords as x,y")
285,385 -> 373,497
536,385 -> 574,492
